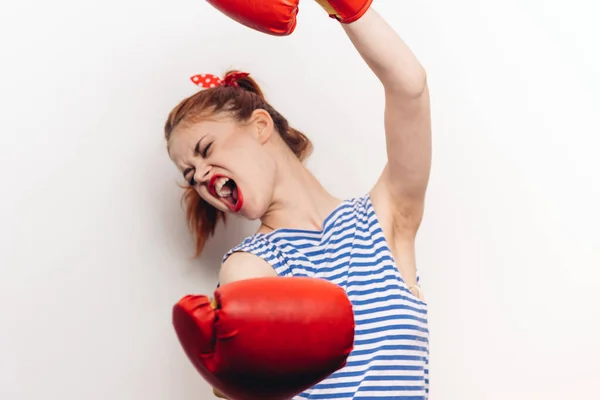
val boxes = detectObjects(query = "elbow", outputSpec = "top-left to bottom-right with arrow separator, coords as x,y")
411,67 -> 428,97
384,66 -> 428,98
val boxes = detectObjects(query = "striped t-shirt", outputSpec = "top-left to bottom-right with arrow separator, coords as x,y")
223,193 -> 430,399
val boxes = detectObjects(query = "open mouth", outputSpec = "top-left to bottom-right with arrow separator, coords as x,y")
209,175 -> 243,212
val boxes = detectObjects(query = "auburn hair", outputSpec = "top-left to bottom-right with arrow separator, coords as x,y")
164,70 -> 313,257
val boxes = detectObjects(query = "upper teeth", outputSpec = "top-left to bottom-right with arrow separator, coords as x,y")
215,177 -> 231,197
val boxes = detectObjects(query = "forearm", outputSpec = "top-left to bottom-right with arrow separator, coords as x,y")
341,8 -> 426,95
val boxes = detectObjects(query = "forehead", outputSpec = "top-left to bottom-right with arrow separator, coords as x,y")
167,125 -> 203,169
167,117 -> 234,163
167,119 -> 213,157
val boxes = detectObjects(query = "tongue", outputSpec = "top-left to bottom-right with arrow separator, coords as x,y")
232,186 -> 239,203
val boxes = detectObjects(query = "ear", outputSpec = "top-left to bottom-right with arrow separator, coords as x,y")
250,109 -> 274,144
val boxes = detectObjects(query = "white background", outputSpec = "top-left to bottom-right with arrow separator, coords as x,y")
1,0 -> 599,399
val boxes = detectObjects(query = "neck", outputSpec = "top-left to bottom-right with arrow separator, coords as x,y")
259,153 -> 341,234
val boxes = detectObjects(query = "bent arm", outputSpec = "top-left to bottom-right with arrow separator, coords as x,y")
213,252 -> 277,399
341,8 -> 432,229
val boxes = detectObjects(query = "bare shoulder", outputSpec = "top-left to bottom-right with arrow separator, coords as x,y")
219,251 -> 277,286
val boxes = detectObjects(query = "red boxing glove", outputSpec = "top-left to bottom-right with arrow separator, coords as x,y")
205,0 -> 299,36
172,277 -> 355,400
205,0 -> 373,36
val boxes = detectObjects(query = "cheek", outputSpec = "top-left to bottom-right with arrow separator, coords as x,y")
230,144 -> 271,179
238,156 -> 276,206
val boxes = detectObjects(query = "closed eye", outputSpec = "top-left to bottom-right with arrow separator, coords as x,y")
202,142 -> 212,157
183,168 -> 195,186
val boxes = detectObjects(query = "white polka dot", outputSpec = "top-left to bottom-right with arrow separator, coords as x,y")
210,83 -> 215,88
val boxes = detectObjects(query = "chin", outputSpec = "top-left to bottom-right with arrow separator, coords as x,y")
237,200 -> 269,221
238,208 -> 263,221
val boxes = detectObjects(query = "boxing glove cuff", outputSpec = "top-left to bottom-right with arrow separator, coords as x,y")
315,0 -> 373,23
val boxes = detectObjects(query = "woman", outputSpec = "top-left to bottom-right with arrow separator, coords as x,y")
165,4 -> 432,399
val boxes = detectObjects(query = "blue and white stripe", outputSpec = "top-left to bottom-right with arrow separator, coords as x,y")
223,194 -> 430,399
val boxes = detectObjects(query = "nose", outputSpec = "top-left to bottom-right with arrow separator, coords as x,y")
194,164 -> 212,185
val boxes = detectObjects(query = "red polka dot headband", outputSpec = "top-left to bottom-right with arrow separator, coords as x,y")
190,72 -> 250,89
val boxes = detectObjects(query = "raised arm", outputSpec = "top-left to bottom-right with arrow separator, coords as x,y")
341,8 -> 432,232
203,2 -> 431,227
